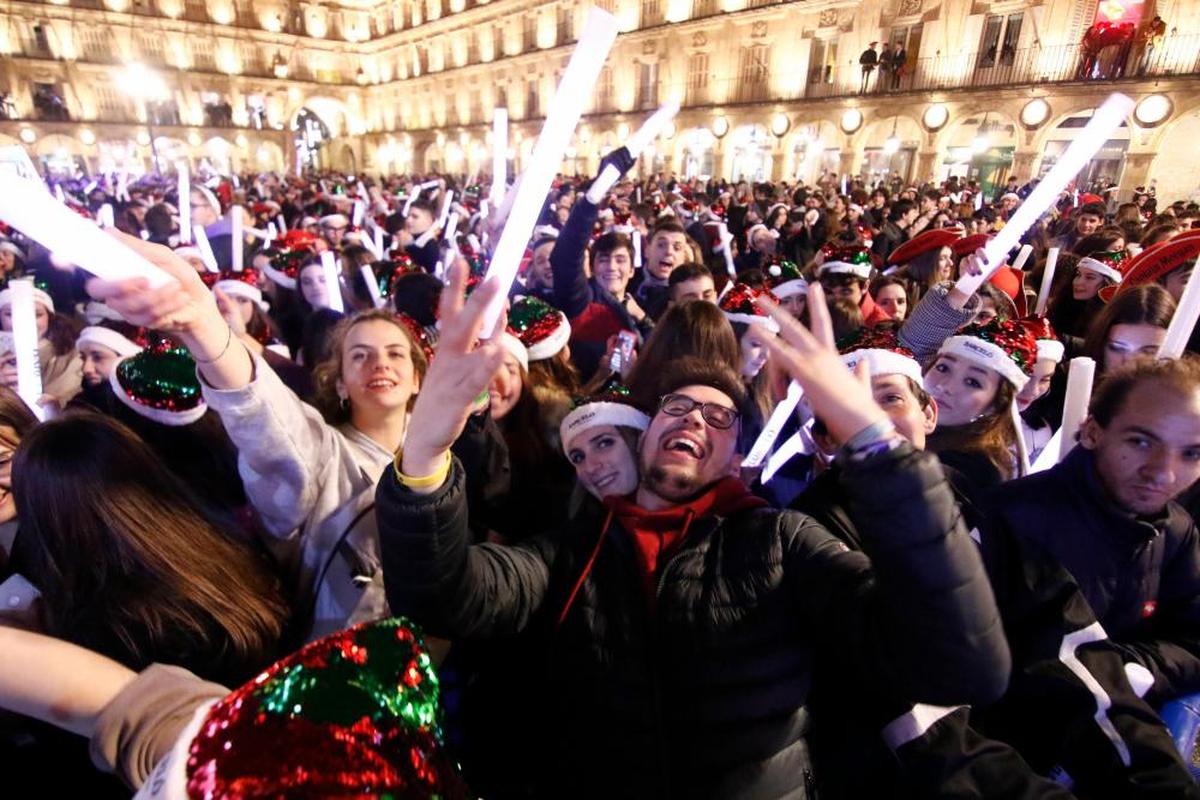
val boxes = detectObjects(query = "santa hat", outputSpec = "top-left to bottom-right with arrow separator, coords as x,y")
131,618 -> 465,800
262,230 -> 319,289
0,239 -> 26,262
507,296 -> 571,361
838,327 -> 924,384
499,331 -> 529,372
85,300 -> 126,325
764,257 -> 808,300
109,338 -> 208,426
0,285 -> 54,314
559,382 -> 651,454
1103,236 -> 1200,301
886,228 -> 960,267
1019,316 -> 1064,363
319,213 -> 349,230
719,283 -> 780,332
745,223 -> 780,243
76,320 -> 145,358
214,269 -> 268,312
1077,250 -> 1129,284
817,246 -> 875,280
932,318 -> 1037,391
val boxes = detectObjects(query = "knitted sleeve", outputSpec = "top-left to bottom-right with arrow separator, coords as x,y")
898,282 -> 982,366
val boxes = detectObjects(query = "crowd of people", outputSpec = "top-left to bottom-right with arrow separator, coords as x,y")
0,147 -> 1199,798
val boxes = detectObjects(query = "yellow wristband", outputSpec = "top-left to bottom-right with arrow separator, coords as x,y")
394,449 -> 452,490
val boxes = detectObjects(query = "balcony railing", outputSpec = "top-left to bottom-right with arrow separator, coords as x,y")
804,34 -> 1200,99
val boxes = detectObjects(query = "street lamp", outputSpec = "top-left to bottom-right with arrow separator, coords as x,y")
118,62 -> 170,174
883,118 -> 901,154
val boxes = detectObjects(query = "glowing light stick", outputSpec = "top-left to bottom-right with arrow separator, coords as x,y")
177,165 -> 191,244
437,191 -> 455,230
491,108 -> 508,205
9,280 -> 43,420
1158,255 -> 1200,359
633,231 -> 642,268
1058,356 -> 1096,464
481,6 -> 620,335
374,227 -> 385,258
267,222 -> 278,240
193,225 -> 220,273
955,93 -> 1134,296
321,251 -> 344,313
277,214 -> 287,232
1010,243 -> 1033,272
353,199 -> 366,227
97,204 -> 115,228
743,380 -> 804,468
717,223 -> 737,278
0,177 -> 172,286
586,99 -> 679,204
1036,247 -> 1059,316
360,264 -> 385,308
231,205 -> 244,271
54,184 -> 65,204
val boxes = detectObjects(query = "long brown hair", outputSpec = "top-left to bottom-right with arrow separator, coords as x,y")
312,308 -> 430,425
12,413 -> 289,684
927,381 -> 1020,480
627,300 -> 740,409
1081,284 -> 1176,373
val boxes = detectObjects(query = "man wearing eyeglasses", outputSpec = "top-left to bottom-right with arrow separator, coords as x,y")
376,271 -> 1009,799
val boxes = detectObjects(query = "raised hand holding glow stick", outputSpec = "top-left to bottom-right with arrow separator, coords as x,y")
956,93 -> 1134,296
9,279 -> 44,420
321,251 -> 345,313
1158,254 -> 1200,360
193,226 -> 220,273
0,177 -> 173,287
491,108 -> 508,205
1058,356 -> 1096,464
231,205 -> 244,271
588,99 -> 679,202
480,6 -> 619,335
1036,247 -> 1059,316
177,166 -> 191,244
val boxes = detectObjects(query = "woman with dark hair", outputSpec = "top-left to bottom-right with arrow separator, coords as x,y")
626,298 -> 740,409
1070,228 -> 1126,257
89,234 -> 430,642
11,413 -> 288,686
1081,283 -> 1175,375
0,285 -> 82,404
1046,251 -> 1113,338
0,385 -> 39,621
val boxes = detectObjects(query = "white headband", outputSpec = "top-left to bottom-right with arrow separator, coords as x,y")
1077,256 -> 1124,284
840,348 -> 923,385
933,335 -> 1030,390
76,326 -> 143,357
559,401 -> 651,455
0,287 -> 54,313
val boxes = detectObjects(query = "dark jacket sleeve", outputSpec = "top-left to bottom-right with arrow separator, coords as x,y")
376,457 -> 555,639
786,443 -> 1010,706
551,197 -> 601,318
406,237 -> 440,272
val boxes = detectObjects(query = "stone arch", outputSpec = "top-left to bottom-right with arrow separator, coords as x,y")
1147,109 -> 1200,203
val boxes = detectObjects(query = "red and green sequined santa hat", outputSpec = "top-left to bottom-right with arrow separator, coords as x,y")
262,230 -> 320,289
817,245 -> 875,280
764,257 -> 808,299
1077,250 -> 1130,285
838,327 -> 923,384
133,618 -> 467,800
1018,315 -> 1064,364
559,380 -> 650,455
934,318 -> 1037,391
109,334 -> 207,426
719,283 -> 780,332
507,296 -> 571,361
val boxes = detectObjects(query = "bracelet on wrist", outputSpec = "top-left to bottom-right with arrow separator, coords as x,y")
191,324 -> 234,365
394,449 -> 452,490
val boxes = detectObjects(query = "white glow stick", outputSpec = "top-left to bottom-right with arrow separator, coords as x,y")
177,165 -> 191,244
374,227 -> 385,258
1159,254 -> 1200,359
743,380 -> 804,468
1058,356 -> 1096,464
9,280 -> 43,420
437,191 -> 455,230
84,180 -> 98,195
1010,243 -> 1034,272
231,205 -> 244,271
1036,247 -> 1059,316
586,99 -> 679,204
841,175 -> 848,196
360,264 -> 385,308
762,426 -> 815,484
717,223 -> 737,278
481,6 -> 619,335
1011,399 -> 1030,477
116,169 -> 129,202
633,231 -> 642,269
0,177 -> 172,287
973,190 -> 983,212
1030,428 -> 1061,474
321,251 -> 344,312
54,184 -> 65,204
491,108 -> 508,205
193,225 -> 219,273
277,213 -> 287,232
97,204 -> 115,228
353,199 -> 366,227
267,221 -> 278,241
443,212 -> 460,251
956,93 -> 1134,296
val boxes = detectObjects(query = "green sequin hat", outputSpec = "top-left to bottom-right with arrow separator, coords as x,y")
108,335 -> 207,426
507,295 -> 570,361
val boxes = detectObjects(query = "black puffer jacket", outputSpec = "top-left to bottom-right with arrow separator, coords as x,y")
378,443 -> 1010,799
982,445 -> 1200,705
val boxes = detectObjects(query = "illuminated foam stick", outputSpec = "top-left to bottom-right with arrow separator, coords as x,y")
54,184 -> 65,204
177,165 -> 191,244
193,226 -> 220,273
437,191 -> 455,230
955,93 -> 1134,296
633,231 -> 643,269
0,176 -> 173,287
231,205 -> 244,271
277,214 -> 287,232
9,280 -> 43,420
360,264 -> 385,309
716,223 -> 737,278
491,108 -> 508,205
742,380 -> 804,469
586,99 -> 680,204
374,227 -> 385,258
1058,356 -> 1096,464
1035,247 -> 1059,316
1159,254 -> 1200,359
353,199 -> 366,228
1010,243 -> 1034,272
480,6 -> 620,335
1010,399 -> 1031,477
267,221 -> 278,241
320,251 -> 345,313
403,180 -> 441,217
84,179 -> 98,195
97,204 -> 115,229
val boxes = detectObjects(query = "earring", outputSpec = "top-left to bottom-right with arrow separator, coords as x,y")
339,396 -> 349,411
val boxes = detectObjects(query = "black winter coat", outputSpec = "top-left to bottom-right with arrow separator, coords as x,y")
377,443 -> 1010,799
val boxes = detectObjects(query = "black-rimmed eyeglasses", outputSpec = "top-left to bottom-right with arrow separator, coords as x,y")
657,393 -> 739,429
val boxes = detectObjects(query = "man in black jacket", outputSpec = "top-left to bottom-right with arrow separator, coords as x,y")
982,356 -> 1200,707
859,42 -> 879,93
872,199 -> 918,262
796,333 -> 1198,798
378,276 -> 1010,799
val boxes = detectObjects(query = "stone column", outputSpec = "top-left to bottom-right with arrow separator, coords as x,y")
1010,150 -> 1038,183
1120,151 -> 1155,198
915,150 -> 940,184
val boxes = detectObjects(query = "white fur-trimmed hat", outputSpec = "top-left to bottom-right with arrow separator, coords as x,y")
77,324 -> 144,357
930,319 -> 1037,392
499,331 -> 529,372
0,286 -> 53,314
214,278 -> 268,312
559,397 -> 651,455
507,296 -> 571,362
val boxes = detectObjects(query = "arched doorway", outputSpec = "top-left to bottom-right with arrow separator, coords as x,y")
293,107 -> 331,171
939,112 -> 1018,197
679,128 -> 716,180
860,115 -> 922,187
1039,109 -> 1130,191
728,124 -> 772,183
785,121 -> 840,185
34,134 -> 88,177
1149,109 -> 1200,204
